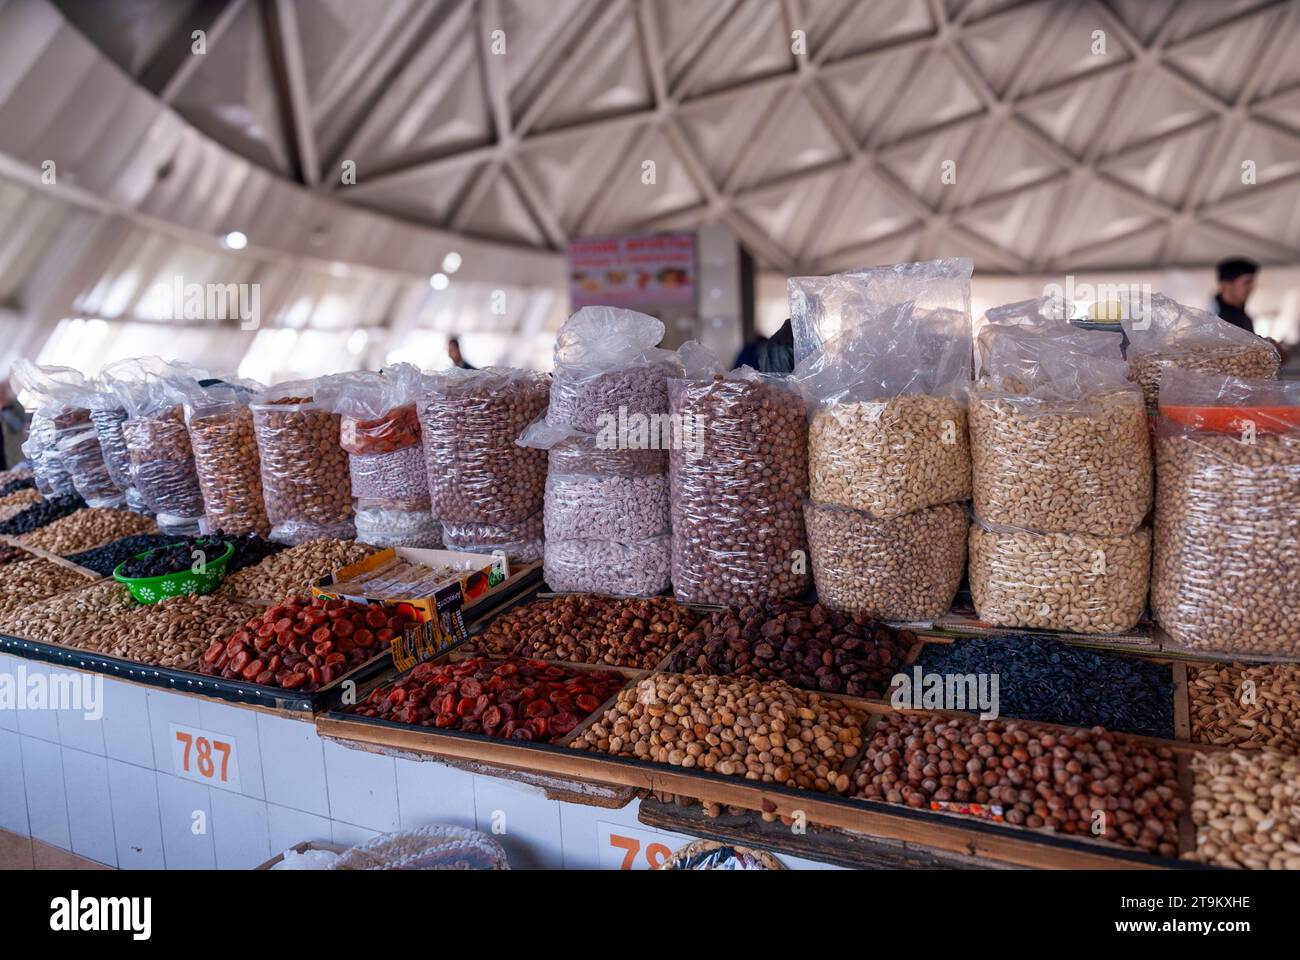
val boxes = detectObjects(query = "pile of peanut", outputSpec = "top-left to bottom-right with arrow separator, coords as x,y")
218,537 -> 379,600
1186,749 -> 1300,870
571,673 -> 867,793
969,389 -> 1151,536
0,557 -> 98,618
1188,663 -> 1300,753
968,524 -> 1149,634
1129,342 -> 1279,415
0,488 -> 43,522
16,507 -> 158,555
809,394 -> 971,518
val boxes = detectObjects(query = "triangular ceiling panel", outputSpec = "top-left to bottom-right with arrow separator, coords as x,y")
734,170 -> 842,262
820,46 -> 926,146
1099,121 -> 1216,208
516,123 -> 643,235
677,86 -> 778,185
874,46 -> 983,142
1062,223 -> 1171,270
1020,1 -> 1135,94
459,168 -> 548,247
501,0 -> 591,103
673,0 -> 792,99
820,228 -> 922,274
347,161 -> 482,229
532,13 -> 652,131
955,179 -> 1068,262
1206,192 -> 1300,256
876,118 -> 981,208
50,0 -> 201,77
816,0 -> 934,62
171,0 -> 292,175
653,0 -> 726,77
1059,180 -> 1161,250
1015,67 -> 1128,158
1255,87 -> 1300,136
1106,0 -> 1181,46
583,126 -> 704,235
1198,122 -> 1300,206
808,166 -> 921,260
1177,219 -> 1294,265
957,1 -> 1057,97
729,87 -> 846,191
1103,68 -> 1218,153
962,124 -> 1066,205
1163,0 -> 1279,45
1163,5 -> 1281,102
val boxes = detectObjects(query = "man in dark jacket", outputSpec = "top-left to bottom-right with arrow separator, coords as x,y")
758,318 -> 795,374
1213,258 -> 1259,334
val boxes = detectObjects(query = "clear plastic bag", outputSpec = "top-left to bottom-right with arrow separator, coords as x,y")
418,367 -> 549,524
544,473 -> 669,542
250,378 -> 355,545
547,307 -> 676,431
968,321 -> 1151,536
968,517 -> 1150,635
330,825 -> 509,870
1151,369 -> 1300,655
89,405 -> 133,492
1122,294 -> 1280,414
441,513 -> 543,563
794,295 -> 974,518
11,361 -> 94,497
184,381 -> 270,537
57,426 -> 125,508
669,358 -> 810,607
523,426 -> 667,477
805,500 -> 965,621
354,506 -> 443,548
543,535 -> 672,597
316,364 -> 430,512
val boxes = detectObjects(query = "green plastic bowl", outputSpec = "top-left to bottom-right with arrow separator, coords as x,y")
113,540 -> 235,604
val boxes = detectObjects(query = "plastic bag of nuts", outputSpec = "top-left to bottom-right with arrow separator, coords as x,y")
544,473 -> 669,542
1121,294 -> 1279,415
355,506 -> 442,548
251,378 -> 356,545
805,500 -> 966,621
1151,370 -> 1300,655
418,367 -> 549,523
669,366 -> 810,607
543,535 -> 671,597
440,513 -> 543,564
12,361 -> 95,498
546,307 -> 678,432
89,404 -> 134,491
968,518 -> 1151,634
184,380 -> 270,536
969,321 -> 1151,536
57,427 -> 125,508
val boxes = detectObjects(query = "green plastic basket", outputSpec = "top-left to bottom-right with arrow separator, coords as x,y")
113,540 -> 235,604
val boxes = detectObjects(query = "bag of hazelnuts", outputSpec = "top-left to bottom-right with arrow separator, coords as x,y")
181,377 -> 271,537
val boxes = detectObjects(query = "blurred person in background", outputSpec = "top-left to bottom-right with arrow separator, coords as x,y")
0,378 -> 25,469
447,335 -> 476,370
1213,257 -> 1289,364
757,318 -> 795,374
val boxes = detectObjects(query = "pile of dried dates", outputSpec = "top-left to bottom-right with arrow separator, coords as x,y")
349,656 -> 625,742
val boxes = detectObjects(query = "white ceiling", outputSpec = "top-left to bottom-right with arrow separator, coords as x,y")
41,0 -> 1300,273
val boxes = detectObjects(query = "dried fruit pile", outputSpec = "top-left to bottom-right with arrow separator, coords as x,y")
0,494 -> 85,536
65,534 -> 181,576
118,535 -> 229,578
199,595 -> 410,690
350,656 -> 626,742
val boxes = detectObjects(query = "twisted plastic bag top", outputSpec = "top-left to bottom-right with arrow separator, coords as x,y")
102,356 -> 210,421
973,321 -> 1133,407
788,257 -> 974,368
330,825 -> 509,870
553,306 -> 666,375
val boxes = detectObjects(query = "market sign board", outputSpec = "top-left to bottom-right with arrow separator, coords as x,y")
567,232 -> 697,310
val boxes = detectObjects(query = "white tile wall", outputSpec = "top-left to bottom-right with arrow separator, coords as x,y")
331,821 -> 380,848
62,747 -> 117,867
472,775 -> 564,870
322,740 -> 400,832
155,772 -> 214,869
56,674 -> 106,756
210,789 -> 271,869
15,662 -> 60,743
267,803 -> 332,856
101,678 -> 154,768
0,728 -> 28,834
20,734 -> 69,849
106,759 -> 165,869
145,688 -> 202,774
197,700 -> 265,799
257,712 -> 329,816
0,654 -> 18,732
395,758 -> 477,831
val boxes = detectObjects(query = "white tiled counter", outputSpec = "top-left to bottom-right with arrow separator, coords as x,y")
0,652 -> 840,870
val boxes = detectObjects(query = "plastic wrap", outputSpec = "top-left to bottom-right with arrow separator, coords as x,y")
418,367 -> 548,524
968,321 -> 1151,536
330,825 -> 509,870
669,361 -> 810,607
968,518 -> 1150,635
105,358 -> 208,531
533,431 -> 666,477
972,295 -> 1071,376
89,405 -> 133,491
543,535 -> 672,597
441,513 -> 543,563
1121,294 -> 1280,414
1151,370 -> 1300,655
354,507 -> 442,548
316,364 -> 430,514
11,361 -> 93,497
544,473 -> 669,542
794,294 -> 973,518
57,427 -> 125,507
547,307 -> 676,431
183,381 -> 270,536
805,500 -> 965,621
250,379 -> 355,545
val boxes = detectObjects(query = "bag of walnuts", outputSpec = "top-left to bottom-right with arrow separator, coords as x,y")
1152,369 -> 1300,655
969,319 -> 1151,536
1121,294 -> 1279,415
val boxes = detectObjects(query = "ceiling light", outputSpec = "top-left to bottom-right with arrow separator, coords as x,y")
222,230 -> 248,251
441,252 -> 462,274
429,273 -> 449,291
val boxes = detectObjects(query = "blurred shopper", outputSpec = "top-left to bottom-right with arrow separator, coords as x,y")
734,334 -> 768,370
1213,257 -> 1259,334
447,335 -> 476,370
758,318 -> 795,374
0,378 -> 25,469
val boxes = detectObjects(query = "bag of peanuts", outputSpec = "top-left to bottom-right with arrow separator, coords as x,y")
418,366 -> 549,524
793,297 -> 974,519
315,364 -> 440,547
968,321 -> 1151,536
181,378 -> 271,537
105,357 -> 209,535
251,377 -> 357,545
1152,369 -> 1300,656
546,307 -> 680,432
788,257 -> 974,367
1121,293 -> 1280,415
668,347 -> 811,607
11,360 -> 94,498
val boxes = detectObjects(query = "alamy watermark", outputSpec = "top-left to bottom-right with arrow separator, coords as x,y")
147,275 -> 260,330
1,665 -> 102,720
1041,275 -> 1153,329
890,666 -> 1000,720
594,404 -> 706,459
